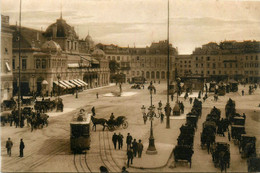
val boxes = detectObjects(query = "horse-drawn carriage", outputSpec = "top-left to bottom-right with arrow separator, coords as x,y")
225,98 -> 236,119
239,134 -> 256,158
231,116 -> 245,126
201,121 -> 216,148
131,84 -> 141,89
173,145 -> 194,168
248,156 -> 260,172
186,115 -> 198,129
211,142 -> 230,172
0,111 -> 11,126
34,98 -> 57,113
231,125 -> 246,143
1,99 -> 16,111
106,116 -> 128,131
180,124 -> 195,136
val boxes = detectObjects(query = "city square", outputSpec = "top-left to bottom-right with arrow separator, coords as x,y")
1,0 -> 260,172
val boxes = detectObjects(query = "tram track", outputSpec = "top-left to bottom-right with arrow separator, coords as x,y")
73,152 -> 92,173
98,131 -> 122,172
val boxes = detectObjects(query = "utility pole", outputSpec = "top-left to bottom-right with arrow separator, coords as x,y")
166,0 -> 170,129
18,0 -> 22,127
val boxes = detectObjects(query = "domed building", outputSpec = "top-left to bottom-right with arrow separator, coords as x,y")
11,16 -> 110,97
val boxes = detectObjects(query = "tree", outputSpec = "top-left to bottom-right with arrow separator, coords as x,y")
109,60 -> 120,74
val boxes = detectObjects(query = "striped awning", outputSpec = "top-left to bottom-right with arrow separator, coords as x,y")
53,81 -> 66,89
76,79 -> 88,86
64,80 -> 76,88
59,81 -> 72,89
69,80 -> 82,87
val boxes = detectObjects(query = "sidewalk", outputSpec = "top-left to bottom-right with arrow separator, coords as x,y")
128,116 -> 185,169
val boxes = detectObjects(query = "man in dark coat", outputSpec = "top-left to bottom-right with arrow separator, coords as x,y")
91,106 -> 96,116
112,133 -> 118,149
19,139 -> 25,157
127,147 -> 134,167
137,139 -> 144,158
132,139 -> 138,157
126,133 -> 133,150
6,137 -> 13,156
117,133 -> 124,149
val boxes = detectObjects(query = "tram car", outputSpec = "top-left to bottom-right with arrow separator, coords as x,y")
70,110 -> 91,153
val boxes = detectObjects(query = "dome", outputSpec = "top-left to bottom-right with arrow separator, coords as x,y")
44,18 -> 78,39
85,34 -> 93,42
42,40 -> 62,52
92,48 -> 105,57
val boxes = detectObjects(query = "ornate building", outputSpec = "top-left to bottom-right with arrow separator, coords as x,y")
11,16 -> 110,96
1,15 -> 13,101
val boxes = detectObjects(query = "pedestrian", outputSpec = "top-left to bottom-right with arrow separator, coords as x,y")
137,139 -> 144,158
154,88 -> 156,94
112,133 -> 118,149
126,133 -> 133,150
189,97 -> 193,104
242,90 -> 244,96
206,139 -> 210,154
158,100 -> 162,108
142,85 -> 144,89
143,113 -> 147,124
121,166 -> 129,173
160,113 -> 164,123
96,92 -> 99,99
19,139 -> 25,157
91,106 -> 96,116
127,146 -> 134,167
117,133 -> 124,149
132,139 -> 138,157
171,94 -> 174,101
6,137 -> 13,156
228,131 -> 231,141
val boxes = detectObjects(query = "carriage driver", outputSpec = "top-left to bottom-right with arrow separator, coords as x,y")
110,113 -> 115,121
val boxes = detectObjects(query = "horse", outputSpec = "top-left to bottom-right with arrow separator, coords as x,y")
91,115 -> 107,131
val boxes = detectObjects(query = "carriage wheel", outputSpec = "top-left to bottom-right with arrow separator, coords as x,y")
122,121 -> 128,129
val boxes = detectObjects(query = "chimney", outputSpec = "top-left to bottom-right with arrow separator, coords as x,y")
36,32 -> 39,41
52,24 -> 57,38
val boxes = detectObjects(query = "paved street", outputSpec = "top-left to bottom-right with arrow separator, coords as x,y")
1,82 -> 260,172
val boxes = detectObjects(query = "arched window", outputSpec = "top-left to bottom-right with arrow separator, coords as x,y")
146,71 -> 150,79
156,71 -> 160,79
151,71 -> 155,79
36,59 -> 41,69
161,71 -> 165,79
42,59 -> 46,69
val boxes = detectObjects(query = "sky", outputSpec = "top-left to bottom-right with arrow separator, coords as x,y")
1,0 -> 260,54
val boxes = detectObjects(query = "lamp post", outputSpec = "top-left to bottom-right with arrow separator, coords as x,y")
31,74 -> 35,97
75,85 -> 78,98
142,83 -> 162,155
57,74 -> 61,99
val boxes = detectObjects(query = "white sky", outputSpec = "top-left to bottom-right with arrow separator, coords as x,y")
1,0 -> 260,54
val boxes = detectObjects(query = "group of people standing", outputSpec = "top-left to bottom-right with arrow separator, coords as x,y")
112,133 -> 144,168
5,137 -> 25,158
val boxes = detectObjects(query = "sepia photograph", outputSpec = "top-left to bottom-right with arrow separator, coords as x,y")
1,0 -> 260,172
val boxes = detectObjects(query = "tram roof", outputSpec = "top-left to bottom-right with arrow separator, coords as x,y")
70,113 -> 91,124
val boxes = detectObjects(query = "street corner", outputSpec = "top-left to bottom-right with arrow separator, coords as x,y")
129,142 -> 174,169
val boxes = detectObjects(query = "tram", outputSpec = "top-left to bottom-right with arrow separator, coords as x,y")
70,110 -> 91,153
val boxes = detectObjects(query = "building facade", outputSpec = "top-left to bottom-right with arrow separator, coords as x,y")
1,15 -> 13,101
11,16 -> 110,96
97,40 -> 178,83
191,41 -> 260,82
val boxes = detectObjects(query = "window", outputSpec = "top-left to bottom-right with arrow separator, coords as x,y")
36,59 -> 41,69
219,71 -> 221,74
246,56 -> 248,60
42,59 -> 46,69
207,56 -> 210,61
207,63 -> 210,68
196,57 -> 198,60
201,57 -> 204,60
224,63 -> 227,68
180,61 -> 182,63
189,65 -> 191,67
256,71 -> 259,75
256,56 -> 258,60
180,65 -> 182,67
67,41 -> 70,50
207,71 -> 210,74
256,63 -> 259,68
235,63 -> 238,68
137,56 -> 139,60
22,59 -> 27,70
189,61 -> 191,63
251,56 -> 253,60
12,59 -> 15,70
196,64 -> 198,68
117,56 -> 120,61
213,71 -> 215,75
201,63 -> 203,67
185,61 -> 187,63
235,71 -> 237,74
213,63 -> 216,68
201,71 -> 204,74
230,63 -> 232,68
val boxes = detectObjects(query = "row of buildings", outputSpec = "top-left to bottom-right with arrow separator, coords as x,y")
1,13 -> 260,102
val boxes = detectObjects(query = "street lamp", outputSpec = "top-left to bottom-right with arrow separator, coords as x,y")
141,83 -> 161,155
57,74 -> 61,99
31,74 -> 35,97
75,85 -> 78,99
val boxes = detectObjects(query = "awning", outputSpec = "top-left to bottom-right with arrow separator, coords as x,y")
5,62 -> 11,72
59,81 -> 72,89
69,80 -> 82,87
64,80 -> 76,88
77,79 -> 88,86
53,81 -> 66,89
68,63 -> 79,68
